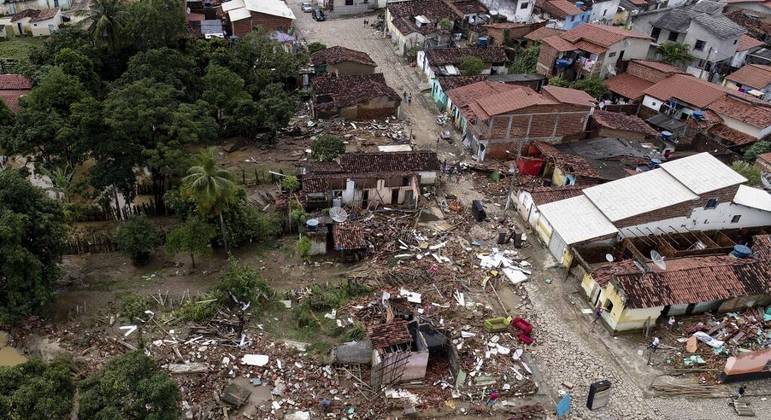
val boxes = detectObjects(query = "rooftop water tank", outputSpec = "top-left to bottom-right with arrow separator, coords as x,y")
731,244 -> 752,259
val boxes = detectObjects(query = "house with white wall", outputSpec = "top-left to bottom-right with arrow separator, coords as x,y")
588,0 -> 620,23
524,153 -> 771,266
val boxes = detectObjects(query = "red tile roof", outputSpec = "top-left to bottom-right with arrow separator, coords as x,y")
0,74 -> 32,113
542,85 -> 596,107
367,320 -> 412,348
562,24 -> 650,48
592,110 -> 658,136
524,26 -> 564,42
604,73 -> 654,100
527,185 -> 583,205
312,73 -> 400,109
630,60 -> 685,75
612,255 -> 770,309
643,74 -> 727,108
541,35 -> 578,52
709,123 -> 759,146
736,34 -> 765,52
758,152 -> 771,165
437,75 -> 488,91
446,80 -> 518,111
332,222 -> 367,251
448,0 -> 489,14
538,0 -> 582,17
29,7 -> 59,23
726,64 -> 771,90
340,151 -> 441,173
0,74 -> 32,90
708,96 -> 771,129
426,47 -> 508,66
472,87 -> 554,119
311,46 -> 376,67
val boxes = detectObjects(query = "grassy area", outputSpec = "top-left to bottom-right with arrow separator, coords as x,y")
0,36 -> 45,63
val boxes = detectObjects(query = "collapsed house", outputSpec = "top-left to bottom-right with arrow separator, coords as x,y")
299,151 -> 441,209
311,46 -> 377,77
311,74 -> 401,120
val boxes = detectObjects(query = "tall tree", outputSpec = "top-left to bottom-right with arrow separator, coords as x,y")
102,79 -> 216,210
124,0 -> 186,51
0,359 -> 75,419
201,64 -> 251,129
118,48 -> 197,96
0,170 -> 67,325
182,148 -> 237,253
256,83 -> 297,140
83,0 -> 126,49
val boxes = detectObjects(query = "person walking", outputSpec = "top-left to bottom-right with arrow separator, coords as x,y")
737,385 -> 746,399
591,305 -> 604,330
486,389 -> 499,409
647,336 -> 660,365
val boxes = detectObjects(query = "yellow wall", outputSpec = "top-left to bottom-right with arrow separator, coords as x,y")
562,247 -> 573,269
552,167 -> 567,187
535,216 -> 553,245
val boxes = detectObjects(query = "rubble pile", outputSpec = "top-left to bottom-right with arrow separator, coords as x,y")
286,114 -> 411,146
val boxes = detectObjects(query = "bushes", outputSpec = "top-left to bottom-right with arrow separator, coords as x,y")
296,235 -> 311,261
115,216 -> 162,265
281,175 -> 300,192
311,134 -> 345,162
78,352 -> 180,420
0,359 -> 75,419
217,257 -> 273,307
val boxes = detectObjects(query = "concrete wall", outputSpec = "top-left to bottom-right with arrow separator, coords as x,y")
589,0 -> 620,23
599,38 -> 650,78
327,0 -> 375,16
385,8 -> 424,55
342,176 -> 420,208
514,0 -> 535,22
338,95 -> 400,120
618,202 -> 771,237
641,94 -> 663,112
30,12 -> 61,37
683,21 -> 740,64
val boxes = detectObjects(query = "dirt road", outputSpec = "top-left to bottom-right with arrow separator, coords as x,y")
289,3 -> 464,161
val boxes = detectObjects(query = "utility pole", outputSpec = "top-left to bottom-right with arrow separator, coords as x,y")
698,46 -> 715,81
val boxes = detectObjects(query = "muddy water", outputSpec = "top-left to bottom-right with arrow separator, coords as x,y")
0,331 -> 28,367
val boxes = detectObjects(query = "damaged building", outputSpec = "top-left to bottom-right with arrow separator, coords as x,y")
299,151 -> 441,209
311,73 -> 401,120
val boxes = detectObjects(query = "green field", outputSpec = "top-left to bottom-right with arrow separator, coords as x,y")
0,36 -> 45,62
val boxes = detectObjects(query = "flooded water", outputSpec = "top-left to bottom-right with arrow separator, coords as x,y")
0,331 -> 28,367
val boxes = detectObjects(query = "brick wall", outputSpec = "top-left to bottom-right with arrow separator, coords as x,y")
537,45 -> 558,76
614,185 -> 741,228
483,104 -> 590,141
251,12 -> 292,32
626,61 -> 671,83
232,18 -> 253,37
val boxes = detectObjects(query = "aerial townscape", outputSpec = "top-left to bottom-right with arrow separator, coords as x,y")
2,0 -> 771,418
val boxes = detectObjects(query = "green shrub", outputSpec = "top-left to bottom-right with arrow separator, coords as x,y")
0,359 -> 75,419
311,134 -> 345,161
296,235 -> 311,261
115,216 -> 162,265
281,175 -> 299,192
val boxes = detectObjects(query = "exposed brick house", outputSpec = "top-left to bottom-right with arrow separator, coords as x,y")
483,21 -> 547,47
299,151 -> 440,209
222,0 -> 295,37
311,46 -> 377,77
311,73 -> 401,120
535,24 -> 651,80
460,84 -> 595,160
533,153 -> 771,265
0,74 -> 32,113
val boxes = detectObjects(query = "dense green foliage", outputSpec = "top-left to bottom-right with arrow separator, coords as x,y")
460,56 -> 485,75
508,45 -> 539,74
547,76 -> 571,87
732,161 -> 762,187
307,42 -> 327,54
571,76 -> 607,99
0,170 -> 67,325
281,175 -> 300,192
218,257 -> 273,307
165,217 -> 217,268
0,1 -> 306,217
657,42 -> 694,67
311,134 -> 345,161
0,359 -> 75,419
115,216 -> 162,265
744,141 -> 771,162
79,351 -> 180,419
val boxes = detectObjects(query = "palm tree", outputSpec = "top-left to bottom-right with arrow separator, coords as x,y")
182,148 -> 237,253
656,42 -> 695,68
82,0 -> 126,49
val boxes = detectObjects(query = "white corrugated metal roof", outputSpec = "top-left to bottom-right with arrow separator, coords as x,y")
228,7 -> 252,21
583,168 -> 698,222
733,185 -> 771,212
222,0 -> 245,12
244,0 -> 295,20
539,196 -> 619,245
660,152 -> 747,195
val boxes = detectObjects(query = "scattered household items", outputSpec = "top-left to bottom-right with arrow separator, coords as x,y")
586,380 -> 612,410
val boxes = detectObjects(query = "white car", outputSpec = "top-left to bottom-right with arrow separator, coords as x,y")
301,2 -> 313,12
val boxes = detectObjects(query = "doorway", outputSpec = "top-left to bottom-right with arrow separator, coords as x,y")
391,189 -> 399,205
362,190 -> 369,209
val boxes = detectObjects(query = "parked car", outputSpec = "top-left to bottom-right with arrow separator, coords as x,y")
312,8 -> 325,21
301,2 -> 313,12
